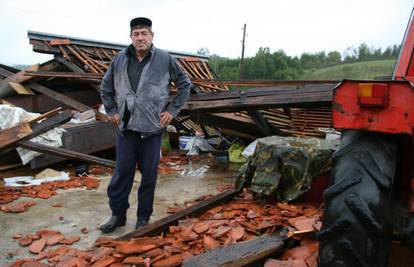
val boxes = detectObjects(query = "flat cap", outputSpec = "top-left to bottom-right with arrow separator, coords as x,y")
130,17 -> 152,28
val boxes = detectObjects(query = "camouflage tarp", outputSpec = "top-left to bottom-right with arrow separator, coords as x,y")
236,136 -> 334,202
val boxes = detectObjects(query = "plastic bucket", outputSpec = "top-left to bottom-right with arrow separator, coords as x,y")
179,136 -> 192,150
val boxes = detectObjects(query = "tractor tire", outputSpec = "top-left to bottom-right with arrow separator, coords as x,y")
318,130 -> 397,267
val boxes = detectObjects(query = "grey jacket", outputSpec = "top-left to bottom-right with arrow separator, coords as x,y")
100,45 -> 191,134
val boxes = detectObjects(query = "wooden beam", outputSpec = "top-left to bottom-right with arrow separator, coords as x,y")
25,82 -> 91,112
26,107 -> 63,125
0,64 -> 39,97
24,70 -> 103,79
26,109 -> 71,139
17,140 -> 116,168
182,233 -> 285,267
9,82 -> 35,95
0,123 -> 33,149
190,113 -> 262,138
248,110 -> 286,136
116,188 -> 242,240
188,83 -> 336,102
54,55 -> 86,73
0,64 -> 91,112
181,90 -> 333,115
192,79 -> 340,87
1,110 -> 72,152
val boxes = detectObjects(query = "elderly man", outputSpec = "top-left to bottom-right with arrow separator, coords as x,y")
100,17 -> 191,233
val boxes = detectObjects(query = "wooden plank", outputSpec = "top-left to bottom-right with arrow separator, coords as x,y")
9,82 -> 35,95
66,45 -> 100,74
189,84 -> 336,102
24,71 -> 103,79
25,82 -> 91,112
28,110 -> 72,136
181,91 -> 332,115
248,110 -> 285,136
17,140 -> 116,168
0,123 -> 33,149
26,107 -> 63,124
192,79 -> 340,87
58,45 -> 72,61
117,188 -> 242,240
73,45 -> 106,73
182,233 -> 285,267
29,120 -> 116,168
99,47 -> 113,60
38,60 -> 61,71
190,113 -> 261,138
0,63 -> 91,112
0,107 -> 62,149
0,163 -> 22,171
54,55 -> 86,73
1,110 -> 72,152
0,64 -> 39,97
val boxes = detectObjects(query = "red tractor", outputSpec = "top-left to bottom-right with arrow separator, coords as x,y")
318,8 -> 414,267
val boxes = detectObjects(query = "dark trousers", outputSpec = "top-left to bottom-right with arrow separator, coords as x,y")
107,130 -> 162,221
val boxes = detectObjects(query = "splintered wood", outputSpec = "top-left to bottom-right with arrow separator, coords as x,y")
9,189 -> 322,266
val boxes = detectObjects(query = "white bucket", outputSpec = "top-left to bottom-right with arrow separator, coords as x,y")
179,136 -> 192,150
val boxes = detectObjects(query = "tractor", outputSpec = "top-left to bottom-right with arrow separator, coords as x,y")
318,8 -> 414,267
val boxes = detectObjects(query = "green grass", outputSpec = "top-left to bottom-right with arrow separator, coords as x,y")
301,59 -> 396,80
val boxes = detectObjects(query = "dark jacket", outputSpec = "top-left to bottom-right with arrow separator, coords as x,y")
100,45 -> 191,134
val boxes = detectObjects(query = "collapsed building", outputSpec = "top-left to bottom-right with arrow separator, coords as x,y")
0,30 -> 337,170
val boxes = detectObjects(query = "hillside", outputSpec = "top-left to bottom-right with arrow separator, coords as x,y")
301,59 -> 396,80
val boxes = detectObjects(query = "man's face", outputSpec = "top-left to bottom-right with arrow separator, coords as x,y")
130,27 -> 154,53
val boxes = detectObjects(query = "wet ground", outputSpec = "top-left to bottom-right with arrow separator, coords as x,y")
0,157 -> 241,265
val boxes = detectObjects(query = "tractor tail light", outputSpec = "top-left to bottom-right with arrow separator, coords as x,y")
358,83 -> 389,108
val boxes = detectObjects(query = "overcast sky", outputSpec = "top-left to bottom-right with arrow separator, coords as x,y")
0,0 -> 412,65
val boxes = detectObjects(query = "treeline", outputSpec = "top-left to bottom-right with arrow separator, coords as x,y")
206,43 -> 400,80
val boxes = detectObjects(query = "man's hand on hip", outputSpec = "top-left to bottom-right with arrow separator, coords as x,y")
160,111 -> 173,127
108,113 -> 120,126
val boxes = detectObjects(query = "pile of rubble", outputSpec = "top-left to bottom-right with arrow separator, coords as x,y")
7,189 -> 322,267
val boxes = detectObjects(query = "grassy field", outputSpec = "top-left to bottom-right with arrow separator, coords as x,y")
301,59 -> 396,80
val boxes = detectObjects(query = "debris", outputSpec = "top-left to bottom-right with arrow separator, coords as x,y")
203,235 -> 219,250
228,143 -> 247,163
45,234 -> 65,246
236,136 -> 333,201
19,236 -> 33,247
29,239 -> 46,254
9,189 -> 323,266
60,236 -> 81,245
34,168 -> 62,179
4,172 -> 69,187
216,183 -> 234,192
153,254 -> 183,267
0,200 -> 36,213
12,233 -> 23,239
0,175 -> 100,208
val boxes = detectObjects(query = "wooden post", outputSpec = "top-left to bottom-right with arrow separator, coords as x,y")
239,23 -> 247,80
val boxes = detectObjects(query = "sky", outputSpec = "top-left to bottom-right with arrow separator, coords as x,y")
0,0 -> 413,65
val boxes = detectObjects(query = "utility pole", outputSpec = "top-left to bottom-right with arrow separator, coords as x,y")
239,23 -> 247,80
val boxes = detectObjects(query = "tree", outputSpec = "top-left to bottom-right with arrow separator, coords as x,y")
343,46 -> 358,62
357,43 -> 371,60
327,51 -> 342,65
197,47 -> 210,56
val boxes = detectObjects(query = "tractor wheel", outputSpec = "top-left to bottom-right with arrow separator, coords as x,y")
318,130 -> 397,267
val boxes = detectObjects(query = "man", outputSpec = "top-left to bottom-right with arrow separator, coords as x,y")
99,17 -> 191,233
